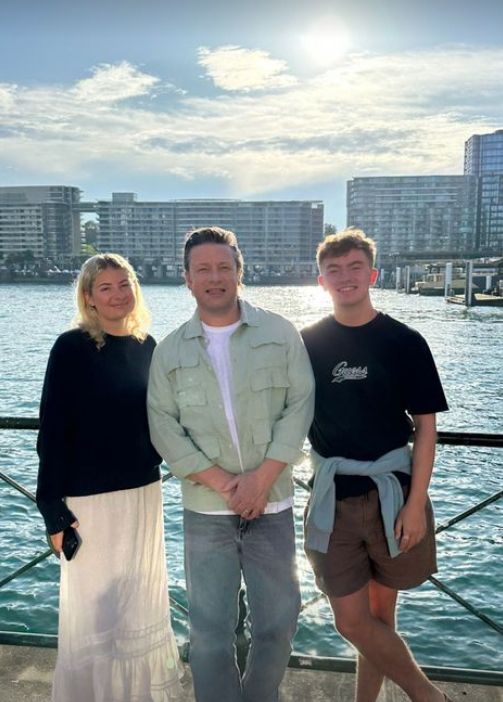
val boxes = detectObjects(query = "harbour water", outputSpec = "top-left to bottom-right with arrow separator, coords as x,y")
0,283 -> 502,671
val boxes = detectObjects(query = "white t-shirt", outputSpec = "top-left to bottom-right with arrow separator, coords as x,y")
199,320 -> 292,516
202,320 -> 243,468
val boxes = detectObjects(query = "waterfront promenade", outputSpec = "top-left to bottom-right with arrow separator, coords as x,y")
1,644 -> 502,702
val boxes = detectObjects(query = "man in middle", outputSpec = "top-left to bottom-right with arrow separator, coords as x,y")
148,226 -> 315,702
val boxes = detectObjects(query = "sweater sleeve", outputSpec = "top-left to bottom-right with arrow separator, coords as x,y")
36,337 -> 77,534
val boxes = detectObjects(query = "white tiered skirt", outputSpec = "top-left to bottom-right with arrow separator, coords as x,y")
52,480 -> 184,702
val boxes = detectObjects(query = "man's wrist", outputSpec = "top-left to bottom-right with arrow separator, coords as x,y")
250,470 -> 274,496
255,459 -> 287,487
188,465 -> 232,493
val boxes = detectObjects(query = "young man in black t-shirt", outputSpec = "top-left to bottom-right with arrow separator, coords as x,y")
302,229 -> 450,702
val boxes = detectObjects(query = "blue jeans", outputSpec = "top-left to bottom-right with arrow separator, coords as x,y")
184,508 -> 301,702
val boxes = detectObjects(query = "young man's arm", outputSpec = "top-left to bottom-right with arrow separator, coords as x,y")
394,412 -> 437,552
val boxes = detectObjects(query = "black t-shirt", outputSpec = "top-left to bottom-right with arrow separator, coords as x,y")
301,313 -> 448,497
37,329 -> 161,533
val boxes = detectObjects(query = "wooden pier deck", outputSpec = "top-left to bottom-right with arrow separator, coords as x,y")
446,293 -> 503,306
1,644 -> 501,702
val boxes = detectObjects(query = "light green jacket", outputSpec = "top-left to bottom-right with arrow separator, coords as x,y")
147,299 -> 315,511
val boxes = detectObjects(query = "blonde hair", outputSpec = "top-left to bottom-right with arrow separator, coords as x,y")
73,253 -> 151,348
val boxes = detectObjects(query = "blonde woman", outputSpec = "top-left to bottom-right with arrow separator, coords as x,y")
37,253 -> 183,702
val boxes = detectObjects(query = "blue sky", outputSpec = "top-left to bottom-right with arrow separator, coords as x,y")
1,0 -> 502,226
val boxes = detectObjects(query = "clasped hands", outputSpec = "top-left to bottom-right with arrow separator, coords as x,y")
189,460 -> 286,520
221,470 -> 269,520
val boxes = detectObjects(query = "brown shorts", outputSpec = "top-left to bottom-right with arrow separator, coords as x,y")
305,488 -> 437,598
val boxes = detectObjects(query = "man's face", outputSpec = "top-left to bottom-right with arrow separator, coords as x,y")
318,248 -> 378,309
185,243 -> 240,322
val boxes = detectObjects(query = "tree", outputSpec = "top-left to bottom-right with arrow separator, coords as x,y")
83,220 -> 99,246
324,223 -> 337,236
5,250 -> 35,266
82,243 -> 98,256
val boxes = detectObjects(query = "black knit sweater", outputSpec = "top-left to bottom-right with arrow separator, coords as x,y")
36,329 -> 161,534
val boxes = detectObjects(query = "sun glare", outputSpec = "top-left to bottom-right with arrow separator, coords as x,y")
301,17 -> 351,67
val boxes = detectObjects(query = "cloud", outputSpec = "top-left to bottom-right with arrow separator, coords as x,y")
0,47 -> 502,199
0,84 -> 16,112
198,46 -> 297,91
72,61 -> 159,103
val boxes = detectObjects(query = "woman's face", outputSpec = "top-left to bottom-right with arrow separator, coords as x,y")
85,267 -> 135,329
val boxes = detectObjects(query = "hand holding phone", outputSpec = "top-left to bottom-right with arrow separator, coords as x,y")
62,526 -> 82,561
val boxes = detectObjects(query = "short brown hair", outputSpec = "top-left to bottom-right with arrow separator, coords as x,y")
316,228 -> 376,270
184,226 -> 244,282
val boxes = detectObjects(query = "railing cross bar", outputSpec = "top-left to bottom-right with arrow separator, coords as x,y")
293,477 -> 311,492
0,470 -> 36,502
0,549 -> 52,589
168,596 -> 189,617
437,431 -> 503,447
300,592 -> 326,612
429,575 -> 503,636
436,489 -> 503,534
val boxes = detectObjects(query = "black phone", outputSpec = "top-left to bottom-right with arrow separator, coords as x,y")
62,526 -> 81,561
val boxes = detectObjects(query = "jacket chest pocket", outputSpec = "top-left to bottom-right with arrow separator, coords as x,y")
175,378 -> 209,432
177,386 -> 207,408
249,366 -> 290,419
249,338 -> 288,371
169,351 -> 209,428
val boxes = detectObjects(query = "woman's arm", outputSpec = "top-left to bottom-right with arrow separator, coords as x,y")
36,338 -> 78,535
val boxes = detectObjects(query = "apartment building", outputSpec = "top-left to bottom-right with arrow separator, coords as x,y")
0,186 -> 81,259
95,194 -> 324,275
346,130 -> 503,261
346,176 -> 478,262
464,129 -> 503,252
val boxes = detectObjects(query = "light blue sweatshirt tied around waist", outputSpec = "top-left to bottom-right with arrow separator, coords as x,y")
305,446 -> 411,558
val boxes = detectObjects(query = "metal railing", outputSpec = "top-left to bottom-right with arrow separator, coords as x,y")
1,417 -> 502,686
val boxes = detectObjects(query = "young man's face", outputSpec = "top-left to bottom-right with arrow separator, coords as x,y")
185,242 -> 240,323
318,248 -> 378,310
